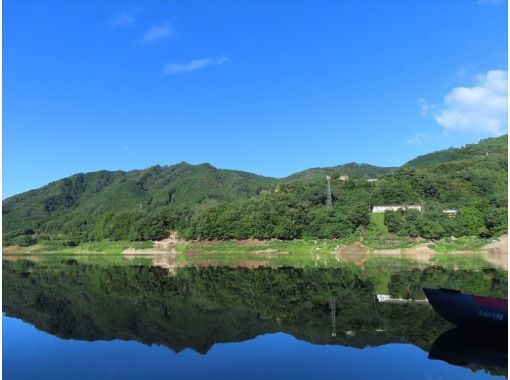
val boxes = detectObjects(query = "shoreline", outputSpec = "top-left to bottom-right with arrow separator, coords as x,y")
3,235 -> 507,270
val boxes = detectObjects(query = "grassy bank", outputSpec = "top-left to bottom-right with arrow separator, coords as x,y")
4,235 -> 497,255
177,238 -> 355,255
427,236 -> 489,252
5,240 -> 154,255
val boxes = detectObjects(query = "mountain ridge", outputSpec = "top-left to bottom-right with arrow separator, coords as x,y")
3,135 -> 507,244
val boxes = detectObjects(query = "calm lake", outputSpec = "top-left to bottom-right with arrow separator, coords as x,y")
3,256 -> 508,380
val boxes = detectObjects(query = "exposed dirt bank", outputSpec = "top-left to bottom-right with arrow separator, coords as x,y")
482,235 -> 508,254
334,236 -> 507,269
122,238 -> 179,255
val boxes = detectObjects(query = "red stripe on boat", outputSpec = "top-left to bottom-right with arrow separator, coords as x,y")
471,295 -> 508,309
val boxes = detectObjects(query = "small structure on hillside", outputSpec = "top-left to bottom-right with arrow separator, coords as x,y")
371,204 -> 422,213
366,178 -> 378,182
339,175 -> 349,181
442,209 -> 458,218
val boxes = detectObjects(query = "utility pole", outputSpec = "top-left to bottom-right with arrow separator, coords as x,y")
326,176 -> 333,211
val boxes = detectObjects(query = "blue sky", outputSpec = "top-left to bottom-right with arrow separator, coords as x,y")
3,0 -> 508,197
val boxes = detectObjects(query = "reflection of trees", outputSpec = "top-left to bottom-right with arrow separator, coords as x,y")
388,267 -> 507,300
2,260 -> 506,357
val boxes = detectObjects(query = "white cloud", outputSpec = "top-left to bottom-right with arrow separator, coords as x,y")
110,10 -> 137,28
453,65 -> 476,81
418,98 -> 429,116
434,69 -> 508,136
407,133 -> 427,145
142,22 -> 173,44
163,56 -> 230,75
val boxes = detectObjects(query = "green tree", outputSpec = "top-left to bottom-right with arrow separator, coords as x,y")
384,211 -> 403,234
347,203 -> 371,229
459,207 -> 485,236
399,209 -> 421,237
418,218 -> 445,240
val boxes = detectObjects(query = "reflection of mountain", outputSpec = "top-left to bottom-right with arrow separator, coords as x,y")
2,260 -> 506,359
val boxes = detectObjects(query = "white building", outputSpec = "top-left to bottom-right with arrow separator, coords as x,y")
371,205 -> 422,213
376,294 -> 392,302
442,209 -> 458,218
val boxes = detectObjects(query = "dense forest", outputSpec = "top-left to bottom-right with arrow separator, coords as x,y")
3,135 -> 507,245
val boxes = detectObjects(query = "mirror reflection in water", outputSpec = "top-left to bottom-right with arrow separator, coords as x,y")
3,257 -> 507,380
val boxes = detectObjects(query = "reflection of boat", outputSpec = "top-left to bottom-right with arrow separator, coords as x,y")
423,288 -> 507,330
429,328 -> 508,370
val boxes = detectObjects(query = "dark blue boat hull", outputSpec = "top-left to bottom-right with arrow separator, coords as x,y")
423,288 -> 507,330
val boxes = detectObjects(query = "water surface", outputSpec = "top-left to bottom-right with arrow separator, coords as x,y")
3,256 -> 507,380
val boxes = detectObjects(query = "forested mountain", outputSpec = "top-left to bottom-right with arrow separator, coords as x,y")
3,135 -> 508,245
3,163 -> 277,244
404,135 -> 507,168
285,163 -> 395,181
